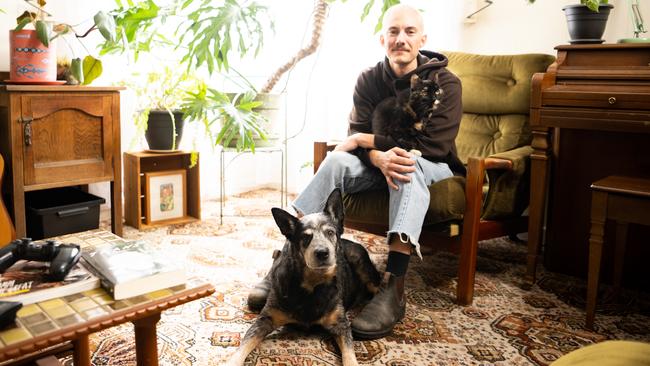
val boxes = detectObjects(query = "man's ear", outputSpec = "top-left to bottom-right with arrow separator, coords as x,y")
324,188 -> 344,234
379,34 -> 386,48
419,33 -> 427,47
272,208 -> 300,240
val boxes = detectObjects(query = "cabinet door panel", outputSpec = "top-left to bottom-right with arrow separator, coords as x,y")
21,94 -> 114,186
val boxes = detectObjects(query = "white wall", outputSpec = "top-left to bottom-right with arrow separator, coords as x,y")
2,0 -> 648,204
460,0 -> 642,54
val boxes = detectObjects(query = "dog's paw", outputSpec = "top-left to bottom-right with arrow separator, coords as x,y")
225,351 -> 245,366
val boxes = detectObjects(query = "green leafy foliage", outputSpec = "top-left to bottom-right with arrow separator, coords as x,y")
100,0 -> 272,75
35,20 -> 50,47
582,0 -> 608,12
359,0 -> 400,34
179,0 -> 270,73
526,0 -> 608,12
121,66 -> 201,145
98,0 -> 162,60
82,56 -> 103,85
98,0 -> 273,152
94,11 -> 117,42
181,84 -> 267,152
70,57 -> 83,84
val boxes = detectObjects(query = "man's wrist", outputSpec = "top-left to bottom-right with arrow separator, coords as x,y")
355,133 -> 375,149
368,149 -> 381,166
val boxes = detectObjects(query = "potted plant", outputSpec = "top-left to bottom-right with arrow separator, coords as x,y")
99,0 -> 273,152
122,66 -> 201,151
528,0 -> 613,44
101,0 -> 392,152
9,0 -> 116,84
181,84 -> 268,152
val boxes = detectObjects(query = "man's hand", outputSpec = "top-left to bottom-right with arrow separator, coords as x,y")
334,133 -> 375,152
369,147 -> 416,190
333,135 -> 359,152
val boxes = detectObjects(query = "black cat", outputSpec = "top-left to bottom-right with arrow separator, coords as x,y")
371,73 -> 443,155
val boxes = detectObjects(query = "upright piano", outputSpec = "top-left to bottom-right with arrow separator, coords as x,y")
527,44 -> 650,288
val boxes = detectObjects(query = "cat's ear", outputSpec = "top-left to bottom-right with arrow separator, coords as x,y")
410,74 -> 420,88
432,72 -> 440,84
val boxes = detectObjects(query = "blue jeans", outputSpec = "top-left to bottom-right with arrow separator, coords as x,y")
292,151 -> 453,258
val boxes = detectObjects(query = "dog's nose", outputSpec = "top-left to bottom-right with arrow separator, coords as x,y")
314,248 -> 329,261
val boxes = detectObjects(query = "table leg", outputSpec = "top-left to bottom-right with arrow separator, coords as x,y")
72,334 -> 91,366
11,181 -> 26,238
586,190 -> 607,330
111,180 -> 123,237
133,313 -> 161,366
526,129 -> 551,286
612,221 -> 628,299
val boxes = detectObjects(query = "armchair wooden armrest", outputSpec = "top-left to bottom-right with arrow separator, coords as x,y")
314,141 -> 338,174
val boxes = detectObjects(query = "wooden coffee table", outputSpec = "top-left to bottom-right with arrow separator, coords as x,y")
0,231 -> 215,366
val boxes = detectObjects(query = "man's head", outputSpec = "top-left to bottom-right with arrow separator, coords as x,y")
380,4 -> 427,77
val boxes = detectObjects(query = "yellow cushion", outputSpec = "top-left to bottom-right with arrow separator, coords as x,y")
551,341 -> 650,366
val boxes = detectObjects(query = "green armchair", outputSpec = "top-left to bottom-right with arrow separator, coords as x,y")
313,51 -> 555,305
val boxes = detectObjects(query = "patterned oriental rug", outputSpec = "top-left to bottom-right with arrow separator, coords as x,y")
59,188 -> 649,365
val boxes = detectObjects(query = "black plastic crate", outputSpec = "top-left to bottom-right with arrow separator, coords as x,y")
26,187 -> 106,239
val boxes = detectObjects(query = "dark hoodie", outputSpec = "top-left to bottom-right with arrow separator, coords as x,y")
348,50 -> 465,176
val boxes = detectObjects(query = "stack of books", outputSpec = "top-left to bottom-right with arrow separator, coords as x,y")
0,260 -> 100,304
81,239 -> 186,300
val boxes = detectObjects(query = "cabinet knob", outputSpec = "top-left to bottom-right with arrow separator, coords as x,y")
608,97 -> 617,105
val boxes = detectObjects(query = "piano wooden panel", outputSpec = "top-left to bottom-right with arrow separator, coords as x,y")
527,44 -> 650,288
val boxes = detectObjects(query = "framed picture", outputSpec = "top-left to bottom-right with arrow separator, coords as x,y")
145,169 -> 187,225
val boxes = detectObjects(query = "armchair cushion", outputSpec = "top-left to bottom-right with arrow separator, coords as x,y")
443,52 -> 556,115
455,113 -> 531,163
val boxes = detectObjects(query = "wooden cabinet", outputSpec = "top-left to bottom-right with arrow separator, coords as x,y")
527,44 -> 650,287
123,151 -> 200,229
0,85 -> 123,237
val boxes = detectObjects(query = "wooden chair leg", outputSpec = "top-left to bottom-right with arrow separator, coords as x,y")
612,221 -> 628,299
586,190 -> 607,330
457,157 -> 485,305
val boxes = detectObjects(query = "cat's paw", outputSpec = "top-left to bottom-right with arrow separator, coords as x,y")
409,149 -> 422,157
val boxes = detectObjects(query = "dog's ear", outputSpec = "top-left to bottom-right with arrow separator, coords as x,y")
324,188 -> 344,234
272,207 -> 300,240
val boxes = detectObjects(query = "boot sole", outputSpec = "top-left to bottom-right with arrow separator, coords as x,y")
351,308 -> 405,340
351,327 -> 394,340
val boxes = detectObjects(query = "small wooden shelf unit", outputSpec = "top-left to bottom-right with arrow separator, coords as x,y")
123,151 -> 200,229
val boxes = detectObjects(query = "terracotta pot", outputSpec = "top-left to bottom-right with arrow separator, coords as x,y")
9,29 -> 57,82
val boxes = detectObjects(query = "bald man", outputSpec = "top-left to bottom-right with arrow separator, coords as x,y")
249,4 -> 464,339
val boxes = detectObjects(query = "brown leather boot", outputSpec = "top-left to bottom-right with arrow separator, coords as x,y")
351,273 -> 406,339
247,249 -> 281,312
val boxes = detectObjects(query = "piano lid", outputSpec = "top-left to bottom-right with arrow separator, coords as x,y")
551,43 -> 650,81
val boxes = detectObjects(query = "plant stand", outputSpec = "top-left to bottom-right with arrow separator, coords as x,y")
220,146 -> 286,225
124,151 -> 200,229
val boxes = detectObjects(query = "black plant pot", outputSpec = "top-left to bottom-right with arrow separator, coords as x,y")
562,4 -> 614,44
145,110 -> 185,151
